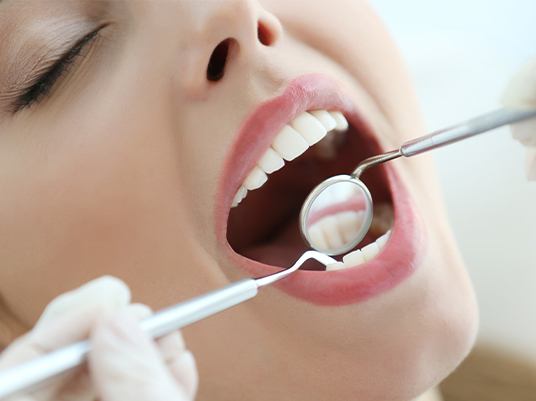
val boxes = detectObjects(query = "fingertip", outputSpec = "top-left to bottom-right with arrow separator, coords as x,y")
89,312 -> 182,401
128,303 -> 153,321
511,120 -> 536,147
91,309 -> 165,368
37,276 -> 131,328
85,276 -> 132,308
502,59 -> 536,108
93,310 -> 147,347
169,350 -> 199,399
157,330 -> 186,362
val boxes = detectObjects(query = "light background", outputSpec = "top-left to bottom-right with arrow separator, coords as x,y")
370,0 -> 536,359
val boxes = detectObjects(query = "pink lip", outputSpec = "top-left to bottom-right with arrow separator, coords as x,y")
215,74 -> 424,306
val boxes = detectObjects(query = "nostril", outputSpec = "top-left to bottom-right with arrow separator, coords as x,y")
257,19 -> 275,46
207,39 -> 232,82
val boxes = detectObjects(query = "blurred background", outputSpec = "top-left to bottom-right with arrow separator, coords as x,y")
370,0 -> 536,397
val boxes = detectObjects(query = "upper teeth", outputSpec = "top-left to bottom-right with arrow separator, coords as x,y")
311,202 -> 393,271
232,110 -> 349,207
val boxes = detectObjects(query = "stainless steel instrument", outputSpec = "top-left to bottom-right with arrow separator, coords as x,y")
300,108 -> 536,255
0,250 -> 336,399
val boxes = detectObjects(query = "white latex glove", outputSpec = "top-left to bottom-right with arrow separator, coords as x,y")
502,59 -> 536,180
0,277 -> 198,401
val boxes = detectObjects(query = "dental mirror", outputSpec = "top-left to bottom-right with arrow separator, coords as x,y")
299,175 -> 372,256
300,107 -> 536,255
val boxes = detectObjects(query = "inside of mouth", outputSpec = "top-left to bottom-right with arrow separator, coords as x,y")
227,115 -> 394,271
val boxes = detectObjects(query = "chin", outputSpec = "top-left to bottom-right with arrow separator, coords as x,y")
364,230 -> 479,401
317,247 -> 478,401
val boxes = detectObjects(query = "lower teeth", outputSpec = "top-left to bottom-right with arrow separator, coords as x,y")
325,229 -> 391,271
319,202 -> 393,271
307,202 -> 393,254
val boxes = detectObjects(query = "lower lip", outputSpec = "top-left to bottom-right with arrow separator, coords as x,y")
217,75 -> 424,306
230,166 -> 422,305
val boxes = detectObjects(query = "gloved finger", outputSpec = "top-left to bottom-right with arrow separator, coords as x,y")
502,60 -> 536,180
502,59 -> 536,109
1,276 -> 130,368
36,276 -> 130,328
89,311 -> 193,401
0,277 -> 131,401
52,304 -> 152,401
524,147 -> 536,181
117,306 -> 198,398
157,332 -> 198,399
508,119 -> 536,147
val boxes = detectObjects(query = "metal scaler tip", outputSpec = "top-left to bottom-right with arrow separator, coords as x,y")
255,251 -> 337,288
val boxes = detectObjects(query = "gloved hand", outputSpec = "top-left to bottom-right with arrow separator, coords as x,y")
502,59 -> 536,180
0,277 -> 198,401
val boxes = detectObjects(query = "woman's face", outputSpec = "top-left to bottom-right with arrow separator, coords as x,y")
0,1 -> 478,400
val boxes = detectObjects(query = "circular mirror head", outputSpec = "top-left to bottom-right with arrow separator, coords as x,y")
299,175 -> 373,255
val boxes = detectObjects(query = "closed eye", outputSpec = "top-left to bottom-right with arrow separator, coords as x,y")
13,25 -> 105,113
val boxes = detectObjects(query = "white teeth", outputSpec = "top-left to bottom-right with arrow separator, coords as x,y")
258,148 -> 284,174
325,262 -> 346,271
321,216 -> 346,249
342,249 -> 365,266
330,111 -> 349,131
243,166 -> 268,191
229,106 -> 394,272
376,230 -> 391,248
310,110 -> 337,131
308,224 -> 329,251
272,125 -> 309,161
313,110 -> 347,160
336,211 -> 364,243
361,242 -> 380,262
290,112 -> 327,145
308,211 -> 363,250
231,109 -> 348,209
330,229 -> 392,271
231,186 -> 247,207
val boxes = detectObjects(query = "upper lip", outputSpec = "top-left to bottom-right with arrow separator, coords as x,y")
215,73 -> 423,306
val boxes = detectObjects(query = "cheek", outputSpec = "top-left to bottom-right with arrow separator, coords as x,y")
0,104 -> 194,322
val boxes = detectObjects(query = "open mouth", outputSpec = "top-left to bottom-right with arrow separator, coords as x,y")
227,109 -> 393,270
217,74 -> 422,305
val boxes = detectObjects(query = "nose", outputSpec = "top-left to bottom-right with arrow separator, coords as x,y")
175,0 -> 282,98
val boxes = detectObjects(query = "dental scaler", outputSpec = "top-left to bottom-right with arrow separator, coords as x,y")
0,251 -> 335,399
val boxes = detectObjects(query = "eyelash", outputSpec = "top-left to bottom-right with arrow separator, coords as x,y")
14,27 -> 102,113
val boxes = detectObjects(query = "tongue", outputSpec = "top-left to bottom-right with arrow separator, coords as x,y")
241,216 -> 309,267
241,215 -> 378,269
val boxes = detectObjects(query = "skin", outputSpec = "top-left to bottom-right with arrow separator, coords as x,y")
0,1 -> 478,400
